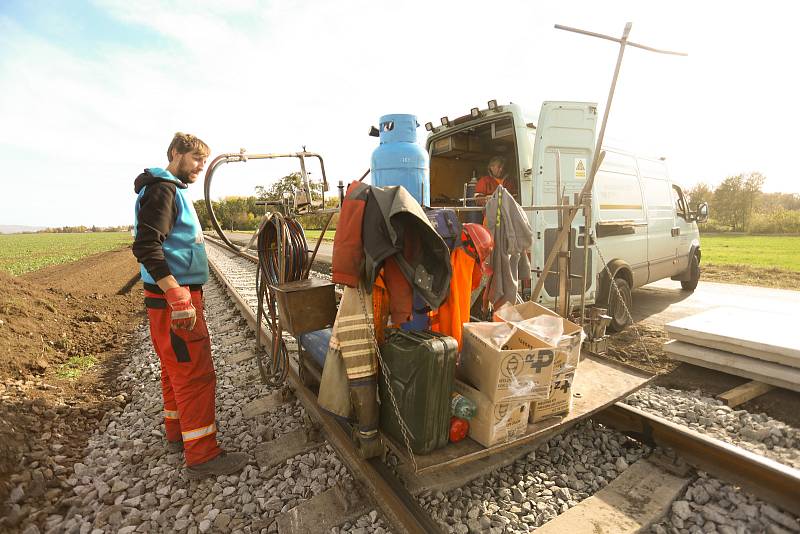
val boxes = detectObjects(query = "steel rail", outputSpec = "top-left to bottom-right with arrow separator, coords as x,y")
598,403 -> 800,517
205,239 -> 441,534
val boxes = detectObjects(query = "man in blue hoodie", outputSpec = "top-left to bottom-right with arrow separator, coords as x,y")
133,132 -> 248,478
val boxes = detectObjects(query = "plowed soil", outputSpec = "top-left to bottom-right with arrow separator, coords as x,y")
0,247 -> 143,513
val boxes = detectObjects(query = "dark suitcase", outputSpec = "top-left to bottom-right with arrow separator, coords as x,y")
425,208 -> 462,251
378,328 -> 458,454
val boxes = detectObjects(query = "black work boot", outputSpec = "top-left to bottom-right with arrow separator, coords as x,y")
185,451 -> 249,480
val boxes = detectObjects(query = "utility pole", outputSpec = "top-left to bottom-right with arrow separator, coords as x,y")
531,22 -> 687,322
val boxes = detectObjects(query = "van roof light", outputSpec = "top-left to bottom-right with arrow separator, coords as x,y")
487,99 -> 498,110
440,116 -> 450,127
425,122 -> 433,132
471,107 -> 481,118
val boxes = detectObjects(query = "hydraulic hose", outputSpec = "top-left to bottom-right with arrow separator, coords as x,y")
254,213 -> 309,386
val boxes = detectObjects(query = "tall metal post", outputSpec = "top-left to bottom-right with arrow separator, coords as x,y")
531,22 -> 687,318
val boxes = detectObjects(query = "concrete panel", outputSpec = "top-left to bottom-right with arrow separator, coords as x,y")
535,458 -> 691,533
666,307 -> 800,367
665,340 -> 800,392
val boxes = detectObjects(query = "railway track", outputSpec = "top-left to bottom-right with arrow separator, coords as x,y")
204,235 -> 800,533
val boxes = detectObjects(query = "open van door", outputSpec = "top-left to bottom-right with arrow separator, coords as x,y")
530,101 -> 598,302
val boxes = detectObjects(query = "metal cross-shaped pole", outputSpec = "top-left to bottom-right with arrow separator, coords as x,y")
530,22 -> 687,314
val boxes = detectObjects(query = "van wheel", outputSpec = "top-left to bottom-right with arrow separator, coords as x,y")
607,278 -> 632,332
681,254 -> 700,291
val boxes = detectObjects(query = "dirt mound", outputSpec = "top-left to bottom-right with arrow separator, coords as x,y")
0,248 -> 144,512
1,249 -> 142,380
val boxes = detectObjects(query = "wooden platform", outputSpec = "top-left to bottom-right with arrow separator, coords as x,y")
665,307 -> 800,368
392,354 -> 653,487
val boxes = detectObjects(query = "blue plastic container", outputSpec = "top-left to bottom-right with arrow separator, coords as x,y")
371,114 -> 430,206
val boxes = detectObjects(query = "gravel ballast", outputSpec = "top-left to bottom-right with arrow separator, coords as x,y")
625,386 -> 800,469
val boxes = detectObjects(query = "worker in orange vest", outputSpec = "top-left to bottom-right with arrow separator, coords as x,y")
474,156 -> 515,205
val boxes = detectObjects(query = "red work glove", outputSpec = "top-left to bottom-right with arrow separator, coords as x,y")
164,287 -> 197,331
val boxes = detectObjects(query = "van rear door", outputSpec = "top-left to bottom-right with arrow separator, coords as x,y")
639,159 -> 677,282
530,101 -> 598,301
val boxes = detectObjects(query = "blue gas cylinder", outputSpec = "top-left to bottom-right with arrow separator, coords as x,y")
371,114 -> 430,206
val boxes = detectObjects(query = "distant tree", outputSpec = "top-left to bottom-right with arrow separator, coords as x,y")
713,172 -> 765,231
757,192 -> 800,213
255,172 -> 323,203
686,182 -> 713,207
194,200 -> 211,229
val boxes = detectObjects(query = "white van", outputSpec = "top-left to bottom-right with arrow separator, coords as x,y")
425,101 -> 708,330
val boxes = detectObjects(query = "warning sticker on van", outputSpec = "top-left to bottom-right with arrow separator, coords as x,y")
574,158 -> 587,180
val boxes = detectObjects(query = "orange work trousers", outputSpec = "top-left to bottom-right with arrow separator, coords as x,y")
144,287 -> 221,466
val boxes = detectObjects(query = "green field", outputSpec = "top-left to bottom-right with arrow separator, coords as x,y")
0,232 -> 132,275
700,234 -> 800,272
304,229 -> 335,241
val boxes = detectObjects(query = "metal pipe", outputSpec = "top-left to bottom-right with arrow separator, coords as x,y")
303,212 -> 334,279
579,191 -> 592,324
554,24 -> 688,56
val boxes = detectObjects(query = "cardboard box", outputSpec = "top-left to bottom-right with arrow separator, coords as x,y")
460,322 -> 557,403
494,301 -> 584,375
529,371 -> 576,423
454,380 -> 530,447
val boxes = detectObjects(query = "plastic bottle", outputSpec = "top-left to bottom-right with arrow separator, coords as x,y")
451,391 -> 477,420
449,417 -> 469,443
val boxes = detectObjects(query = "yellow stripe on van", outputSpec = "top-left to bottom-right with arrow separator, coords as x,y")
599,204 -> 643,210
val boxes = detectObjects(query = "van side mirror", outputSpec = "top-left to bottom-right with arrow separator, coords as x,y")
695,202 -> 709,223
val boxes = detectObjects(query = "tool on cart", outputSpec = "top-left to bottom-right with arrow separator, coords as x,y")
583,306 -> 612,356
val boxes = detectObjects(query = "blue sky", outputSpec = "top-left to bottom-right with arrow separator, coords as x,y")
1,0 -> 798,227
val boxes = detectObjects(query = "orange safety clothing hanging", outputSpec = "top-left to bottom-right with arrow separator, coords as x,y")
430,247 -> 477,349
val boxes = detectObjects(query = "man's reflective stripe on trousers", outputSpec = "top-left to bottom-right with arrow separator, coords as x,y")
181,423 -> 217,442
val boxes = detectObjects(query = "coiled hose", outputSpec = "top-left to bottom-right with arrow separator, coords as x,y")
255,213 -> 309,386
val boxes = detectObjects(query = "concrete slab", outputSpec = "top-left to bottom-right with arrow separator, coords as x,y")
254,430 -> 323,470
535,458 -> 691,533
666,307 -> 800,368
242,389 -> 294,419
665,340 -> 800,392
276,484 -> 367,534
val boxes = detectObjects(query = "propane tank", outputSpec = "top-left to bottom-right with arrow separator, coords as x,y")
370,114 -> 429,206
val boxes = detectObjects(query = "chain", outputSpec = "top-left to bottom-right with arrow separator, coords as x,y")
355,285 -> 418,473
593,244 -> 652,362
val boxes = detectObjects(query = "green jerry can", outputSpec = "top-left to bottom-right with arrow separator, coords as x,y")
378,329 -> 458,454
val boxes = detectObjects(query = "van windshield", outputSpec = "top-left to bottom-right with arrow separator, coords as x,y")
429,117 -> 519,207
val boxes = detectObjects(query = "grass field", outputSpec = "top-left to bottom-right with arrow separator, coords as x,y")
700,234 -> 800,272
304,229 -> 336,241
0,232 -> 132,275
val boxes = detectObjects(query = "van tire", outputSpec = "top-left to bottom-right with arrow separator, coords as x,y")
607,278 -> 632,332
681,254 -> 700,291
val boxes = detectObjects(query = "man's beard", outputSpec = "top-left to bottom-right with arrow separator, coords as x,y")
176,164 -> 197,183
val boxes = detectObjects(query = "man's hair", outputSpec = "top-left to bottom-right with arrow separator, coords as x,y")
167,132 -> 210,162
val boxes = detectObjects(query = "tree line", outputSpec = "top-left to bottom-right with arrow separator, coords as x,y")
31,225 -> 133,234
194,172 -> 339,232
687,172 -> 800,234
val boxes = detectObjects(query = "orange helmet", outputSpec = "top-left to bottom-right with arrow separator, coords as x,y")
461,223 -> 493,274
